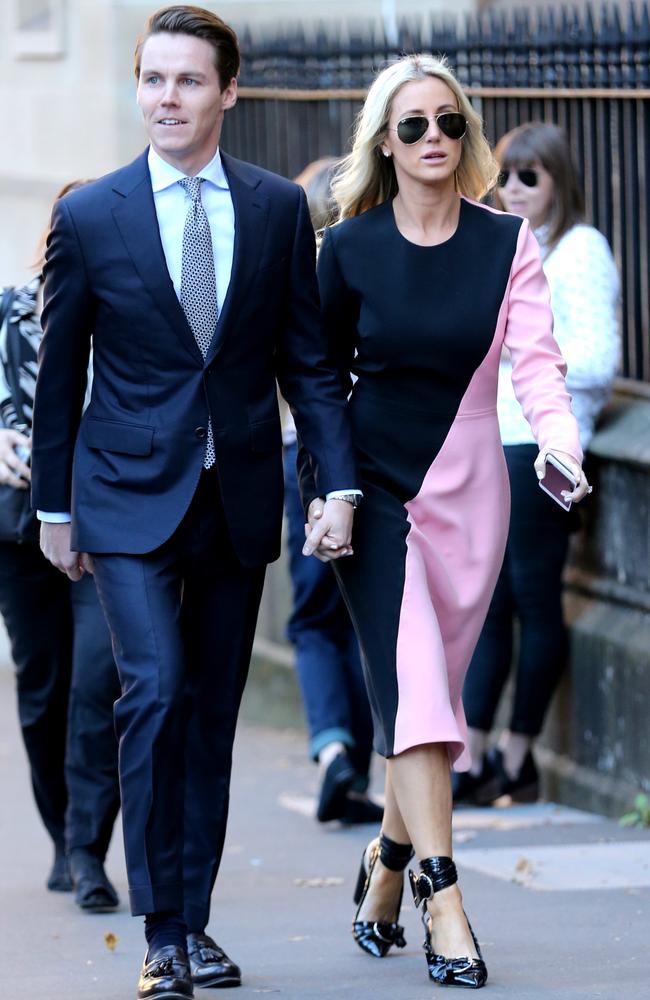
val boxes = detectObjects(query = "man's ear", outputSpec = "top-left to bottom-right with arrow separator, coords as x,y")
222,77 -> 238,111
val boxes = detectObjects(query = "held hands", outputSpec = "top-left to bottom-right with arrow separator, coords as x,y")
534,449 -> 592,503
303,497 -> 354,562
40,521 -> 94,581
0,428 -> 31,489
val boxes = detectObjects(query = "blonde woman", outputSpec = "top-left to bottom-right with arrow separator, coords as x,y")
303,55 -> 590,988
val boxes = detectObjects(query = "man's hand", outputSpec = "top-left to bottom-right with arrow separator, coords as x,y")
0,428 -> 31,490
303,497 -> 354,562
40,521 -> 92,580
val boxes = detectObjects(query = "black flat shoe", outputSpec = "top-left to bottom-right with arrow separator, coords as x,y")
452,755 -> 500,806
409,856 -> 487,989
317,752 -> 357,822
47,847 -> 72,892
137,944 -> 193,999
69,849 -> 119,913
339,794 -> 384,826
352,832 -> 413,958
186,933 -> 241,989
486,748 -> 539,804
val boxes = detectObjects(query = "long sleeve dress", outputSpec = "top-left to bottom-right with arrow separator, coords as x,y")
315,196 -> 582,768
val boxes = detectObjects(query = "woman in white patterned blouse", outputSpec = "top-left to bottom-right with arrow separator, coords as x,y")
457,122 -> 620,805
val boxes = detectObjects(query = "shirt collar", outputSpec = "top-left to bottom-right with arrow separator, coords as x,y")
147,145 -> 229,193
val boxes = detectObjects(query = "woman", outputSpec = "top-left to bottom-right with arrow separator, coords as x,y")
303,56 -> 590,989
0,183 -> 121,909
456,123 -> 619,805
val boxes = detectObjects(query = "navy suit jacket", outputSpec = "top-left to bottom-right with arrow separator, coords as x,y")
31,149 -> 358,566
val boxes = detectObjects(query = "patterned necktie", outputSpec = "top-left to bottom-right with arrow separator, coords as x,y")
178,175 -> 217,468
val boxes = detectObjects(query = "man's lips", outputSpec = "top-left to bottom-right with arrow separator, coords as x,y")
157,118 -> 187,125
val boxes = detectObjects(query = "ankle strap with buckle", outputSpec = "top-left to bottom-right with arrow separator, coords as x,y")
409,856 -> 458,907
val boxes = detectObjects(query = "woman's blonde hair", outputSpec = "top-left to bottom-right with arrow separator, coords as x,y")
332,54 -> 499,220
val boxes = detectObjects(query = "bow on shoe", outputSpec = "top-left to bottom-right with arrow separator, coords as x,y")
427,954 -> 488,989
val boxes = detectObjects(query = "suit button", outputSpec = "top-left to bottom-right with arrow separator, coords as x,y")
195,426 -> 207,439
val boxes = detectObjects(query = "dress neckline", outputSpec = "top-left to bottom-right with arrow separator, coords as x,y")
388,195 -> 465,249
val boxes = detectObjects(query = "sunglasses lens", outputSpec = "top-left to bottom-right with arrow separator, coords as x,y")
519,169 -> 538,187
397,116 -> 429,144
437,112 -> 467,140
498,168 -> 539,188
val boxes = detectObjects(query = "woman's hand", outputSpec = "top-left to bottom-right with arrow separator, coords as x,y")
534,449 -> 592,503
303,496 -> 354,562
0,428 -> 31,490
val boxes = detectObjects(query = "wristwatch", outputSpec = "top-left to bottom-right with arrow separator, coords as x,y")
330,493 -> 363,508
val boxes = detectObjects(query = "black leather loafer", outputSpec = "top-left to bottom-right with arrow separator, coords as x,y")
69,849 -> 120,912
137,945 -> 193,999
187,933 -> 241,989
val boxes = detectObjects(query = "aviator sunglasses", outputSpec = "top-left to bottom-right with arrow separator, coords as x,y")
498,168 -> 539,188
393,112 -> 468,145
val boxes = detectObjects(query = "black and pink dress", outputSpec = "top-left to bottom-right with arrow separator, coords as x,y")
316,197 -> 582,767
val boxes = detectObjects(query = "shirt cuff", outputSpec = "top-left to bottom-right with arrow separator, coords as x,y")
37,511 -> 72,523
325,489 -> 363,500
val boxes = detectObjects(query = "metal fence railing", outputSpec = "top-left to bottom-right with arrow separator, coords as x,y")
223,1 -> 650,383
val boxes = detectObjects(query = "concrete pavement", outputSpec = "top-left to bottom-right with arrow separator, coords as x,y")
1,661 -> 649,1000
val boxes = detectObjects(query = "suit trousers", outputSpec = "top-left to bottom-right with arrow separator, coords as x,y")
91,468 -> 266,931
0,542 -> 119,854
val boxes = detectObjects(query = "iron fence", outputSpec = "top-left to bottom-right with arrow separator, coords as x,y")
223,2 -> 650,382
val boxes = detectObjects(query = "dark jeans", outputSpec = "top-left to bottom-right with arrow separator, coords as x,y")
0,542 -> 119,856
463,444 -> 574,737
283,442 -> 373,783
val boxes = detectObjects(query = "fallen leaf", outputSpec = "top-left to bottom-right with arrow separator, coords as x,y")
104,932 -> 118,952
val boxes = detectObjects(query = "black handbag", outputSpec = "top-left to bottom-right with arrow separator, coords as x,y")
0,288 -> 40,545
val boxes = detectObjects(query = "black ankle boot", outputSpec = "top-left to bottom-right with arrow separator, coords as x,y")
409,856 -> 487,989
352,832 -> 413,958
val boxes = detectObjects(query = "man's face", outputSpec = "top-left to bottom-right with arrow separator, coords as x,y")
137,32 -> 237,174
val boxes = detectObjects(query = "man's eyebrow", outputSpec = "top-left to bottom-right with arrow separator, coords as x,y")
140,68 -> 208,80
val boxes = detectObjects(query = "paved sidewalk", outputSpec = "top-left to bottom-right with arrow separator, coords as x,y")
1,663 -> 649,1000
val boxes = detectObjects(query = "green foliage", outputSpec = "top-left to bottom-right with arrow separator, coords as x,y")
620,793 -> 650,828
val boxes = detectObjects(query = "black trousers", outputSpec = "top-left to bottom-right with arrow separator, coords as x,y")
91,469 -> 266,932
0,541 -> 120,855
463,444 -> 574,737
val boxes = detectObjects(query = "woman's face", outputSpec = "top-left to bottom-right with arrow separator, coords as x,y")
498,160 -> 555,229
381,76 -> 464,190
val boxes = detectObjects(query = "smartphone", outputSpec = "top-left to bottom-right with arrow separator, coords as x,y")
538,454 -> 577,511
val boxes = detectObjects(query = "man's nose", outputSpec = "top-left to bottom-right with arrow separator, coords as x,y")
160,84 -> 180,105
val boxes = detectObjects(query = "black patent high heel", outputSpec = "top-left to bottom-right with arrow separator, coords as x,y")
352,832 -> 413,958
409,857 -> 488,989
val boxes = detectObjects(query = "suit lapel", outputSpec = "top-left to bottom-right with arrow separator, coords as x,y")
207,152 -> 270,364
110,151 -> 203,364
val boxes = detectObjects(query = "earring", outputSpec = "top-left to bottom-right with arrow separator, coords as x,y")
383,149 -> 391,158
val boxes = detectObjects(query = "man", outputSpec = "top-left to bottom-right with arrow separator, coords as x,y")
32,6 -> 359,999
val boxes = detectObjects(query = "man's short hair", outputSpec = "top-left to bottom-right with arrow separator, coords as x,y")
134,5 -> 240,90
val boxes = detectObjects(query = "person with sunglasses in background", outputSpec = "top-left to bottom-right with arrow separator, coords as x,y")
301,57 -> 591,991
456,122 -> 620,807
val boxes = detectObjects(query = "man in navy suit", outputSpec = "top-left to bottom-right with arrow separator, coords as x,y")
32,7 -> 359,998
